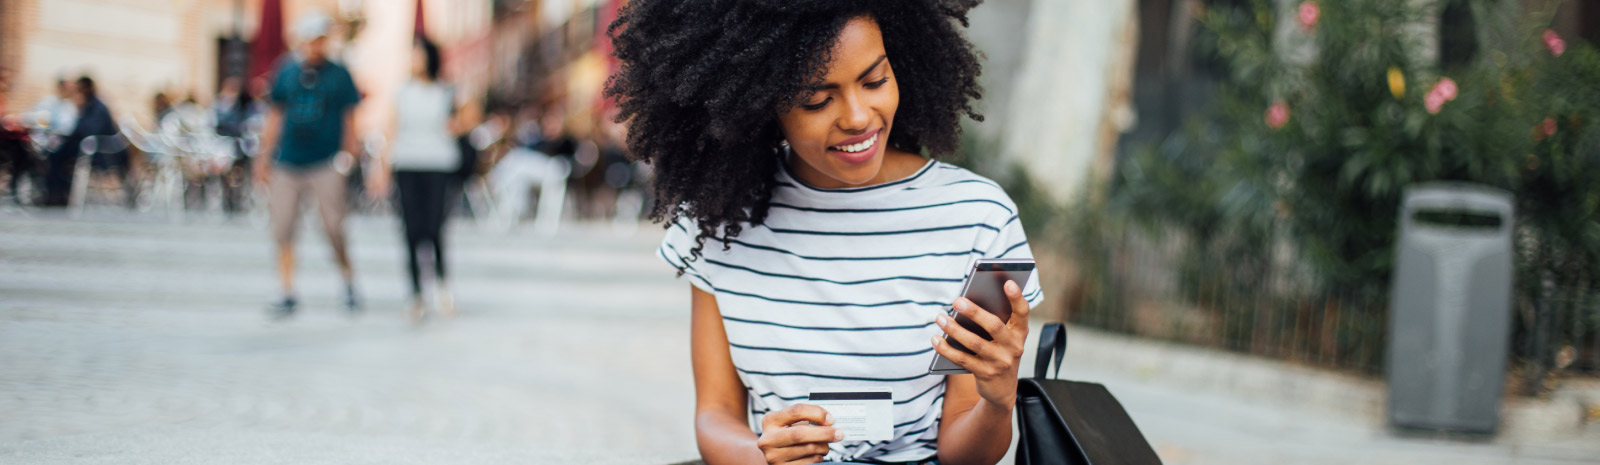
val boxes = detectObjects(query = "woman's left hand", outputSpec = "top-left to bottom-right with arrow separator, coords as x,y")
931,280 -> 1030,409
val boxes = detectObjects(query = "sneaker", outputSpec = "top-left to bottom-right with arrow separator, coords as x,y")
344,285 -> 361,314
436,282 -> 456,318
407,297 -> 428,324
268,297 -> 297,320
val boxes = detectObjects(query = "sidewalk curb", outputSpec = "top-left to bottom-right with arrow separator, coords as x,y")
1039,325 -> 1600,455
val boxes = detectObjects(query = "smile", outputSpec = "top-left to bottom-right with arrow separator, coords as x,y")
830,132 -> 879,153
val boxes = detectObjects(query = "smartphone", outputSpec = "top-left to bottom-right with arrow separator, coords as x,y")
928,258 -> 1036,375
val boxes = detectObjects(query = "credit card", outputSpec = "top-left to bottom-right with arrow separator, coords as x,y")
808,387 -> 893,441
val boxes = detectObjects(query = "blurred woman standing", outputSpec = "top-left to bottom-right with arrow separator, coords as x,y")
369,37 -> 476,322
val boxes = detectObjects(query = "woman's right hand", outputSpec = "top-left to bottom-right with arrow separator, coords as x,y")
756,404 -> 842,465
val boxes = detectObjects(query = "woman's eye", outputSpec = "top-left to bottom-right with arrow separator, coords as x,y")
801,97 -> 831,111
865,77 -> 890,89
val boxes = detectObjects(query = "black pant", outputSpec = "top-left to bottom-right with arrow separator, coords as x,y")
0,137 -> 32,198
44,141 -> 80,207
395,171 -> 454,296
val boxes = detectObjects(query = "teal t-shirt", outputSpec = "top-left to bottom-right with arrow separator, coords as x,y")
269,58 -> 361,168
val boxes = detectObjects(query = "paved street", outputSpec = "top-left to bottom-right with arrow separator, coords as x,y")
0,210 -> 698,464
1,210 -> 1596,464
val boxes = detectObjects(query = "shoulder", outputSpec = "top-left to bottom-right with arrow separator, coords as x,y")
327,62 -> 353,77
917,161 -> 1019,217
273,58 -> 301,81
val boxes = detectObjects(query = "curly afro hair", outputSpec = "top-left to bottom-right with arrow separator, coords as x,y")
606,0 -> 985,261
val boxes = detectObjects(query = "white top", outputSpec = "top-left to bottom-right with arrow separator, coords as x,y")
31,95 -> 77,136
390,80 -> 459,172
658,159 -> 1044,463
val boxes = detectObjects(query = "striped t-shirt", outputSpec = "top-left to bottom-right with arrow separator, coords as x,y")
658,159 -> 1044,463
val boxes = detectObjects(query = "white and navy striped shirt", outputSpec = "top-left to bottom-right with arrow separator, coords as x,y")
659,159 -> 1044,463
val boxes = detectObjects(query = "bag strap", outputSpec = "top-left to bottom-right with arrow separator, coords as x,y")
1033,322 -> 1067,379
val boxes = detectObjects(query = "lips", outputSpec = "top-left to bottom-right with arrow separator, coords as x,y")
829,129 -> 879,151
827,128 -> 881,164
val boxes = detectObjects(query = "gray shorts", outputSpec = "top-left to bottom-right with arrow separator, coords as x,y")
268,163 -> 347,248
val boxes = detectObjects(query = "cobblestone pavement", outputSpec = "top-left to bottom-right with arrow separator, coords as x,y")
0,210 -> 698,464
1,210 -> 1596,464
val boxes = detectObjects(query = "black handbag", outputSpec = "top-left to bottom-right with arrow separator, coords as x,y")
1015,323 -> 1163,465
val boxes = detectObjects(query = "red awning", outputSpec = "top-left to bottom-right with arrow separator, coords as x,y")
414,0 -> 426,38
248,0 -> 286,83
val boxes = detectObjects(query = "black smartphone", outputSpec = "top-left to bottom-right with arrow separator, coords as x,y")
929,258 -> 1035,375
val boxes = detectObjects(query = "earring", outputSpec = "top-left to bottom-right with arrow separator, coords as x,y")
778,140 -> 790,151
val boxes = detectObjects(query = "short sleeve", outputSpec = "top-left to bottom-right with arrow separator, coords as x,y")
336,68 -> 362,110
268,62 -> 292,106
983,213 -> 1045,308
658,218 -> 715,293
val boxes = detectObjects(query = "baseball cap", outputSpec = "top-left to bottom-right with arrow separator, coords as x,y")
293,11 -> 334,44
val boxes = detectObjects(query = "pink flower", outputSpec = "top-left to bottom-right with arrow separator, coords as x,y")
1434,77 -> 1458,100
1298,2 -> 1320,31
1425,77 -> 1458,114
1266,101 -> 1291,129
1425,93 -> 1447,114
1542,118 -> 1558,138
1543,29 -> 1566,57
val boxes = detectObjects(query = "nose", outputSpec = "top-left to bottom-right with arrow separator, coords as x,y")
837,93 -> 871,133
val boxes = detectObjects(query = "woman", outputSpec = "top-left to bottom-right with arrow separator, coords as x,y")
371,37 -> 475,321
608,1 -> 1043,464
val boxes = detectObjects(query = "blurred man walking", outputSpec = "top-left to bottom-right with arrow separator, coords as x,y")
252,12 -> 363,319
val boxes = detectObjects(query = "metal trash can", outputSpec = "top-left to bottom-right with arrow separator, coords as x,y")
1386,183 -> 1515,434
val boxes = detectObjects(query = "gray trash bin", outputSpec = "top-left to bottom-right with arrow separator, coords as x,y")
1386,183 -> 1515,434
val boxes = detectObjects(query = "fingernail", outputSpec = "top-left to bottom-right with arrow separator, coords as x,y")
1006,281 -> 1019,294
954,299 -> 968,312
834,430 -> 844,441
825,413 -> 834,425
931,336 -> 941,347
935,315 -> 948,327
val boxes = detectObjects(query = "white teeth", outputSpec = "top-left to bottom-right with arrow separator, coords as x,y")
831,133 -> 878,153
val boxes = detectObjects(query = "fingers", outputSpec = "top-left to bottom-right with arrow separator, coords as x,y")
951,297 -> 1007,341
1005,280 -> 1032,331
756,408 -> 839,465
931,333 -> 977,370
761,403 -> 832,431
767,443 -> 829,465
760,436 -> 831,465
936,312 -> 992,358
785,423 -> 842,446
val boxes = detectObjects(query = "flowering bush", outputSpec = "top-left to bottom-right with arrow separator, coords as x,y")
1107,0 -> 1600,378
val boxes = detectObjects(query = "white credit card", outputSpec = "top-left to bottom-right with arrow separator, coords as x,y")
808,387 -> 893,442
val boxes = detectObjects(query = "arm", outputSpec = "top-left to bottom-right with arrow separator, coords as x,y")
366,104 -> 396,199
342,108 -> 360,158
253,105 -> 284,185
691,286 -> 840,465
933,281 -> 1033,465
691,285 -> 766,465
450,99 -> 482,137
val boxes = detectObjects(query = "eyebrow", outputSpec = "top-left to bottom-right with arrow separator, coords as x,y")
809,55 -> 889,91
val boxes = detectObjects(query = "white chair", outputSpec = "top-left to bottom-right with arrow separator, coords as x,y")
68,134 -> 129,216
119,116 -> 183,218
484,147 -> 570,235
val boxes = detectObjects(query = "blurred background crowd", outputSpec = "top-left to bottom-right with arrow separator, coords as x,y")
0,0 -> 642,227
1,0 -> 1599,463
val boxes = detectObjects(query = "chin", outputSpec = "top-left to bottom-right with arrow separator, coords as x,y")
826,158 -> 884,187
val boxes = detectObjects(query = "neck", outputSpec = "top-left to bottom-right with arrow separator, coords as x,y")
788,146 -> 925,189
